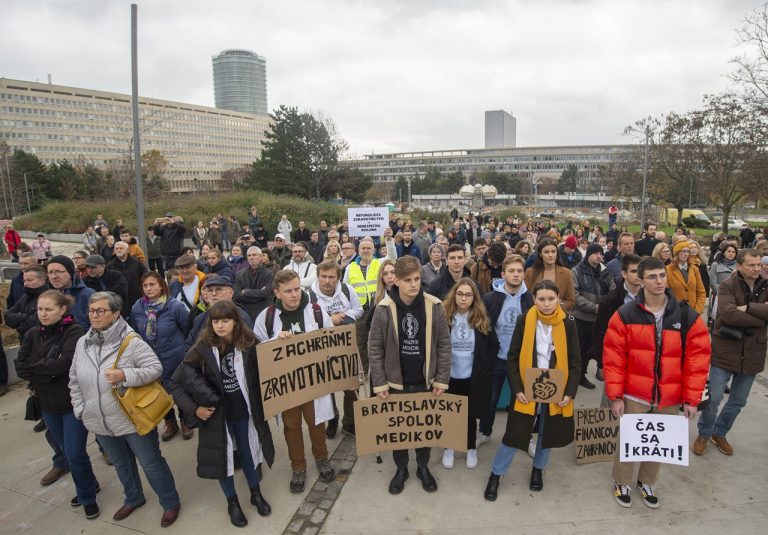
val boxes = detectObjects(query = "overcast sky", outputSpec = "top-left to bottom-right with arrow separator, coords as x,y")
0,0 -> 763,156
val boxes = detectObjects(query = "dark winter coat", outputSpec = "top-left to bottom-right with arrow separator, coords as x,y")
14,317 -> 85,414
501,312 -> 581,451
130,298 -> 190,385
169,344 -> 275,479
84,270 -> 129,316
228,256 -> 248,277
462,328 -> 500,419
590,280 -> 631,360
7,272 -> 24,309
185,307 -> 252,352
207,257 -> 233,282
571,259 -> 615,322
233,267 -> 274,321
5,284 -> 50,340
109,255 -> 148,313
427,266 -> 472,301
711,271 -> 768,375
63,278 -> 95,330
292,228 -> 311,244
482,286 -> 534,330
153,222 -> 187,256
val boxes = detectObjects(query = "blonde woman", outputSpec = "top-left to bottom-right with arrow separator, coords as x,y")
652,242 -> 672,266
323,239 -> 342,264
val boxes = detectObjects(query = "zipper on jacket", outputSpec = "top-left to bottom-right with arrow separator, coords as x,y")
90,343 -> 112,435
651,320 -> 662,408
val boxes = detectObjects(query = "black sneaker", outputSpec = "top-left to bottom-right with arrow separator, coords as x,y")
289,469 -> 306,493
341,424 -> 355,436
71,483 -> 101,506
580,376 -> 596,389
33,420 -> 46,432
614,482 -> 631,508
637,480 -> 659,509
84,503 -> 100,519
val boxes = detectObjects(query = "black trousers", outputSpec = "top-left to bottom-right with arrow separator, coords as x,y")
448,377 -> 476,449
148,257 -> 165,277
391,384 -> 431,469
575,318 -> 598,374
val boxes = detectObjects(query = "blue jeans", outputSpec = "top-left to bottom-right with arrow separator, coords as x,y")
219,417 -> 261,498
97,429 -> 180,511
479,357 -> 509,436
491,405 -> 551,475
43,411 -> 98,505
697,365 -> 756,438
46,427 -> 69,470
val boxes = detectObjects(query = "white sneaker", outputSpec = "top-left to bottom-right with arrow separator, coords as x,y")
528,436 -> 537,458
476,432 -> 491,446
441,448 -> 455,469
466,449 -> 478,469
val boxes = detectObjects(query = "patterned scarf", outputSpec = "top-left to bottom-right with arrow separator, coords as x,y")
141,295 -> 167,344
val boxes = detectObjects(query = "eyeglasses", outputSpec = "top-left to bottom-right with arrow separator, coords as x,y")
88,308 -> 110,317
456,291 -> 474,299
47,270 -> 69,276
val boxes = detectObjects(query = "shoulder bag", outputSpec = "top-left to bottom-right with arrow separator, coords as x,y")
112,333 -> 174,436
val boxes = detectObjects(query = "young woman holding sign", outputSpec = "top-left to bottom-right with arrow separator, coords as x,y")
484,280 -> 581,500
440,278 -> 499,470
170,301 -> 275,528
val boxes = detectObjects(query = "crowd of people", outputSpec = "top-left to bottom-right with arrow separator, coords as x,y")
1,207 -> 767,527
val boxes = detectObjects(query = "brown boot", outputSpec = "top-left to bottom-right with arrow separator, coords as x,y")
162,420 -> 179,442
692,435 -> 709,455
710,435 -> 733,456
40,466 -> 69,486
180,423 -> 194,440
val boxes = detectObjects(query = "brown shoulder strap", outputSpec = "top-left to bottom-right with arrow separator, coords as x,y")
112,332 -> 139,369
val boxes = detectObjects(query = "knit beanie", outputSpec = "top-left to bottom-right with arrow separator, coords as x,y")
564,235 -> 578,249
585,243 -> 604,258
672,240 -> 690,257
48,255 -> 75,279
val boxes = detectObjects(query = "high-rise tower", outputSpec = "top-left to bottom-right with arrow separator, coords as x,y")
212,49 -> 267,115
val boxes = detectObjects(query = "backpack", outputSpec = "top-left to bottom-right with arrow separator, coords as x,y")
265,302 -> 324,339
308,284 -> 351,305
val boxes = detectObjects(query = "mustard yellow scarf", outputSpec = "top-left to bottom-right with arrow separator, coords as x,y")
513,306 -> 573,417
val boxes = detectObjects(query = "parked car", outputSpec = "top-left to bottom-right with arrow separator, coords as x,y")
709,218 -> 749,230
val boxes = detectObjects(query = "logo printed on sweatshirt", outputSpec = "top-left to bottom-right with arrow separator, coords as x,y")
402,313 -> 419,339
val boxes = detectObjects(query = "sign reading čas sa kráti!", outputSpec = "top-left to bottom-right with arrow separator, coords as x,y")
353,393 -> 468,456
620,413 -> 690,466
347,207 -> 389,237
256,324 -> 360,419
574,408 -> 619,464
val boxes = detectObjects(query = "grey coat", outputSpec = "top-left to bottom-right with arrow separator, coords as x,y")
69,317 -> 162,437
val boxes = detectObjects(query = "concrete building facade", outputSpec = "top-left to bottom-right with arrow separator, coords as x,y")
484,109 -> 516,148
348,144 -> 632,193
0,78 -> 270,192
212,49 -> 268,115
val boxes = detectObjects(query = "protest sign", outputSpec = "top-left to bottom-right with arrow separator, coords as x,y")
256,324 -> 360,419
523,368 -> 565,404
619,413 -> 689,466
574,408 -> 619,464
347,207 -> 389,237
353,393 -> 467,456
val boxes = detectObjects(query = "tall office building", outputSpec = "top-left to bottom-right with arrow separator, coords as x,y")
484,109 -> 516,149
212,49 -> 268,115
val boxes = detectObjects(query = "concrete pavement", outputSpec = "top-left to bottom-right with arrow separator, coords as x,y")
1,364 -> 767,534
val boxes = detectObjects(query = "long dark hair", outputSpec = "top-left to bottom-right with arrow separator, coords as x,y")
531,237 -> 561,275
189,301 -> 255,361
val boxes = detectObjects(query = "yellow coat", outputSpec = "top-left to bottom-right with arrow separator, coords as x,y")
666,263 -> 706,313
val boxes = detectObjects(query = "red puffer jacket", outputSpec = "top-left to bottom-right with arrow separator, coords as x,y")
603,290 -> 711,409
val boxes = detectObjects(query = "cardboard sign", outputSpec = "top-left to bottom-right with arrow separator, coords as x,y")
619,414 -> 689,466
347,207 -> 389,237
574,408 -> 619,464
353,393 -> 468,456
523,368 -> 565,404
256,324 -> 360,419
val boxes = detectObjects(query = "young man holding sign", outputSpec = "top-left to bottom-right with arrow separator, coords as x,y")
368,256 -> 451,494
253,270 -> 336,493
603,257 -> 710,509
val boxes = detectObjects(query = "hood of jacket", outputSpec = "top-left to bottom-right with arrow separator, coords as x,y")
492,277 -> 528,298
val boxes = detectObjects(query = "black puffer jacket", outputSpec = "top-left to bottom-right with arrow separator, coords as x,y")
169,344 -> 275,480
5,284 -> 50,340
14,316 -> 85,414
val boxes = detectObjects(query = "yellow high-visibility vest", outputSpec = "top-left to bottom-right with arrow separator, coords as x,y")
346,259 -> 381,307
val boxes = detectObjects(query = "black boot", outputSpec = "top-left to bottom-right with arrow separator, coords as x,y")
484,474 -> 500,501
388,467 -> 409,495
249,486 -> 271,517
579,376 -> 596,389
325,417 -> 338,439
226,495 -> 248,527
416,465 -> 437,492
530,467 -> 543,492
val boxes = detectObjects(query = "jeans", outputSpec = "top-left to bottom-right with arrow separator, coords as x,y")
491,404 -> 551,475
97,429 -> 180,511
479,357 -> 509,437
219,417 -> 261,498
46,428 -> 69,470
697,365 -> 756,438
43,411 -> 98,505
392,385 -> 431,469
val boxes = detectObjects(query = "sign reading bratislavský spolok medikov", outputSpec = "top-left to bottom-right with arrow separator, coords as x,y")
353,393 -> 468,456
256,324 -> 360,419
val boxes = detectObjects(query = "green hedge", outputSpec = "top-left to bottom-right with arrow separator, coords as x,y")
14,191 -> 347,235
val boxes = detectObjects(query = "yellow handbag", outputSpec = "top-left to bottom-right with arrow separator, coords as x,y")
111,333 -> 174,436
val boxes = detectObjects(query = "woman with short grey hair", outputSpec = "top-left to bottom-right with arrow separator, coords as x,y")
421,244 -> 445,289
69,291 -> 181,527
